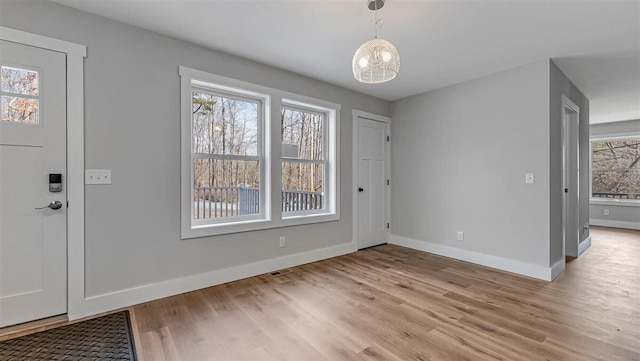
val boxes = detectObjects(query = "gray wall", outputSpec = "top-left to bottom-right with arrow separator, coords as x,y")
0,0 -> 390,297
589,119 -> 640,229
549,61 -> 590,263
590,204 -> 640,228
390,61 -> 551,268
591,119 -> 640,136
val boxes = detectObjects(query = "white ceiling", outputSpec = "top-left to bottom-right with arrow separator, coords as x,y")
52,0 -> 640,123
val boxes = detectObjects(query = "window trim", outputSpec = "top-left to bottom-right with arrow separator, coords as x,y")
589,134 -> 640,207
180,66 -> 340,239
180,67 -> 272,238
280,96 -> 339,224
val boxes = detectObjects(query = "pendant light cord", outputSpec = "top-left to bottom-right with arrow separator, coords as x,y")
374,1 -> 378,39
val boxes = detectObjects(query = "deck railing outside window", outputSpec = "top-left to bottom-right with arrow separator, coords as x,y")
194,184 -> 323,219
592,192 -> 640,200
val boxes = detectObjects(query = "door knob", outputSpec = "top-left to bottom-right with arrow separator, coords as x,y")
35,201 -> 63,210
358,187 -> 364,192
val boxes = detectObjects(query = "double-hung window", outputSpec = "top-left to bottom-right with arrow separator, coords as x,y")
181,67 -> 269,238
590,137 -> 640,202
180,66 -> 339,239
281,101 -> 331,216
191,89 -> 264,221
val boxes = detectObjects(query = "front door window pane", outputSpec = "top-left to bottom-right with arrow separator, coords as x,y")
1,66 -> 38,95
1,96 -> 38,124
1,66 -> 40,125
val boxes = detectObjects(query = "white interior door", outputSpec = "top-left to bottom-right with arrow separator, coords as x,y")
356,117 -> 389,249
562,100 -> 579,258
0,40 -> 67,327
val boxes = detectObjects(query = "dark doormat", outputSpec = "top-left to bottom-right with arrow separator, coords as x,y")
0,311 -> 137,361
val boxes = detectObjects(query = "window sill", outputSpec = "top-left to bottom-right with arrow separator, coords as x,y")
181,212 -> 340,239
182,218 -> 272,239
589,199 -> 640,207
282,212 -> 340,226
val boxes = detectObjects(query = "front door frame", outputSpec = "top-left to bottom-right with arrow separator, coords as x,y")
352,109 -> 391,249
0,27 -> 86,321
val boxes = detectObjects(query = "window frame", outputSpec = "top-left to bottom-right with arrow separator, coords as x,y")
190,86 -> 266,226
180,66 -> 340,239
180,67 -> 272,238
589,134 -> 640,207
1,63 -> 42,126
280,99 -> 336,219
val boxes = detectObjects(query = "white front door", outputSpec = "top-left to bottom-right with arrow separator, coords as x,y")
0,40 -> 67,327
356,117 -> 389,249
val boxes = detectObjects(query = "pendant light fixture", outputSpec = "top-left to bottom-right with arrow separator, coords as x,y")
353,0 -> 400,84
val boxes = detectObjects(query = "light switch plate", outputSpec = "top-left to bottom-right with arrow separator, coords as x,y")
525,173 -> 535,184
85,169 -> 112,185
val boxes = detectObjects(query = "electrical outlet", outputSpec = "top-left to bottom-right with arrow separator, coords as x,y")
279,236 -> 286,248
525,173 -> 535,184
457,231 -> 464,241
604,209 -> 610,216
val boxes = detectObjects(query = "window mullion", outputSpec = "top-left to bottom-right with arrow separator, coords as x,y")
0,91 -> 40,100
281,158 -> 326,165
193,153 -> 261,161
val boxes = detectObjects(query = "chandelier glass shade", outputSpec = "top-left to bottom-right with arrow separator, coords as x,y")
352,38 -> 400,84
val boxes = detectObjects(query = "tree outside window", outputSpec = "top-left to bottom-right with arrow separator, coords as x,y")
591,138 -> 640,200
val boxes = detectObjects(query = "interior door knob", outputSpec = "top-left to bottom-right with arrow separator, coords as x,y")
358,187 -> 364,192
35,201 -> 63,210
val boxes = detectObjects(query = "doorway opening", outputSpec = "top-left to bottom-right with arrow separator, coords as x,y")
562,95 -> 580,258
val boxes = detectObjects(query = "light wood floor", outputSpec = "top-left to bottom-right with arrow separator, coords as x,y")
133,226 -> 640,361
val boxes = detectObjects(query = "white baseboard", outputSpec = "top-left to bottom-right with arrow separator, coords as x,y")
69,242 -> 356,320
578,236 -> 592,256
590,219 -> 640,230
550,258 -> 565,280
389,235 -> 555,281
